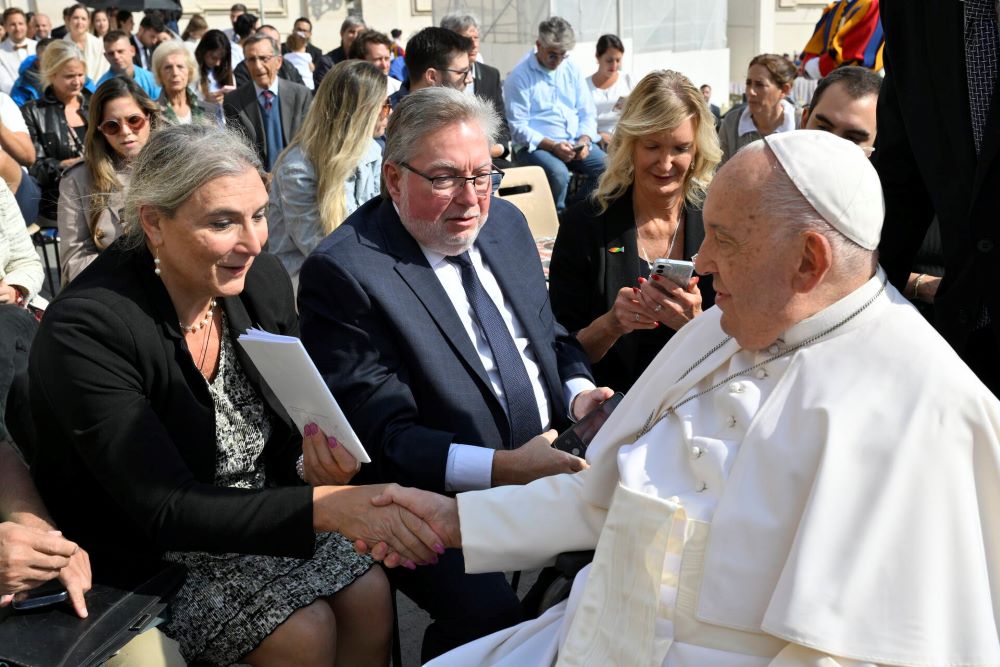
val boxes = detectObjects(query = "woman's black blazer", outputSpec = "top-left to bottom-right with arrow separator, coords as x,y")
30,240 -> 312,586
549,189 -> 715,392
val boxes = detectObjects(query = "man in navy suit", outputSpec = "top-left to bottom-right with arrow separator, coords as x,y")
299,87 -> 610,662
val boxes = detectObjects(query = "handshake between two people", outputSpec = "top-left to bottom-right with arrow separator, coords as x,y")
307,387 -> 614,569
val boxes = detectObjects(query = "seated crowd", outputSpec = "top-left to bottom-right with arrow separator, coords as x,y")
1,4 -> 998,667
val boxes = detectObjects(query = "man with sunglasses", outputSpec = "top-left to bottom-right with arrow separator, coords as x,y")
299,87 -> 608,663
504,16 -> 605,211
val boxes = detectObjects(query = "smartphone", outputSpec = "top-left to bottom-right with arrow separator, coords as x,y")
218,85 -> 237,94
652,259 -> 694,287
553,392 -> 625,457
572,143 -> 586,153
11,580 -> 68,611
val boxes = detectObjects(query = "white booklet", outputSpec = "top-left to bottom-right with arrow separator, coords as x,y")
237,328 -> 371,463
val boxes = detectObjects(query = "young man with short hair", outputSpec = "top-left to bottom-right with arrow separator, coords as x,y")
97,30 -> 161,100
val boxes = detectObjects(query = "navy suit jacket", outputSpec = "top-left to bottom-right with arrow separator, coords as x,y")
298,196 -> 593,493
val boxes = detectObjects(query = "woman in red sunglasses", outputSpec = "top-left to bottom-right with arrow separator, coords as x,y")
57,76 -> 160,285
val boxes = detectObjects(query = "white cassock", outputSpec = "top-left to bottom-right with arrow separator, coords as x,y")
429,268 -> 1000,667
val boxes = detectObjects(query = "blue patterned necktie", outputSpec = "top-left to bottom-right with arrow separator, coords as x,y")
447,251 -> 543,449
259,90 -> 274,111
965,0 -> 1000,154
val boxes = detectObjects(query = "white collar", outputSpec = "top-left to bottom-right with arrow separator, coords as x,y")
737,98 -> 796,138
778,266 -> 887,349
252,77 -> 280,99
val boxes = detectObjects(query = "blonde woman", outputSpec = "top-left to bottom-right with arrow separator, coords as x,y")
548,69 -> 721,391
62,3 -> 108,81
21,40 -> 90,221
58,77 -> 160,284
268,59 -> 387,286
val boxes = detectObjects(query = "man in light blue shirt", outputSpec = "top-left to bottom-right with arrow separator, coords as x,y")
97,30 -> 161,100
504,17 -> 606,211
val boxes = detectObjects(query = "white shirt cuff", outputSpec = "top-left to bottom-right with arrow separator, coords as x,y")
445,443 -> 495,492
564,376 -> 597,422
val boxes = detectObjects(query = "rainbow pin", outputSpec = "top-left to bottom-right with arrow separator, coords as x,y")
608,246 -> 625,253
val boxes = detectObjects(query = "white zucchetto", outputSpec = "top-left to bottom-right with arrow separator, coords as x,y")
764,130 -> 884,250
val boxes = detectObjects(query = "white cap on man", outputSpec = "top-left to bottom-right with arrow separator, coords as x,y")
765,130 -> 884,250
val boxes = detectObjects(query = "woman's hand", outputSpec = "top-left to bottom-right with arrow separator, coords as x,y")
637,275 -> 702,331
301,423 -> 359,486
313,485 -> 446,569
0,523 -> 76,599
607,284 -> 661,334
207,90 -> 226,105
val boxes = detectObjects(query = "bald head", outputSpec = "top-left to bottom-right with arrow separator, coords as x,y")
695,142 -> 879,349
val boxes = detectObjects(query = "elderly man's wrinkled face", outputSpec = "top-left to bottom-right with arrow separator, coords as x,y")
244,40 -> 280,89
694,151 -> 802,350
804,82 -> 878,151
387,120 -> 493,256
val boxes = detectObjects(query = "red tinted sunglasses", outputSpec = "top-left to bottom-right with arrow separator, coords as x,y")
98,113 -> 148,136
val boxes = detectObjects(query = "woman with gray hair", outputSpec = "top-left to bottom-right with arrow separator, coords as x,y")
152,38 -> 221,125
29,124 -> 445,666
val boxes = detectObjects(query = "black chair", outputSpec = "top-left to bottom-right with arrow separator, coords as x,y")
29,225 -> 60,297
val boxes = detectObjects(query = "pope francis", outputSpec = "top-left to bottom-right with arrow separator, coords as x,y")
368,130 -> 1000,666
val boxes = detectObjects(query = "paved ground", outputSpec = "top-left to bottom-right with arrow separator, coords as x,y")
394,569 -> 540,666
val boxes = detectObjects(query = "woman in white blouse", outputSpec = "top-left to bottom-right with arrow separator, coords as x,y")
62,3 -> 108,82
587,34 -> 632,149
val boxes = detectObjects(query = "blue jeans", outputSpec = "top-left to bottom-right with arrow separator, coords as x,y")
514,144 -> 607,211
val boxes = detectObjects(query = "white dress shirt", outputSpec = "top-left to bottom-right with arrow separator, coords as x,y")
420,243 -> 593,492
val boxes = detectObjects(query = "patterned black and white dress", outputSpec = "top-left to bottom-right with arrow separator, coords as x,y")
162,316 -> 374,666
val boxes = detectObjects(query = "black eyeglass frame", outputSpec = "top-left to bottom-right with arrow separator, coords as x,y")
399,161 -> 505,197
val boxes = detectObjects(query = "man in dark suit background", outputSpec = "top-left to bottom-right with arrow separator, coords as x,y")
876,0 -> 1000,395
440,13 -> 512,166
298,87 -> 610,662
234,25 -> 306,88
224,33 -> 311,171
281,16 -> 323,64
312,15 -> 365,88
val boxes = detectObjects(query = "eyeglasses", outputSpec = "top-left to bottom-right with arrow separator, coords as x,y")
98,113 -> 147,136
245,55 -> 275,65
542,49 -> 568,63
400,162 -> 505,198
441,67 -> 472,78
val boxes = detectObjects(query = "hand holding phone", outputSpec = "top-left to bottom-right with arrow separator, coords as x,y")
553,392 -> 624,457
652,259 -> 694,287
11,580 -> 68,611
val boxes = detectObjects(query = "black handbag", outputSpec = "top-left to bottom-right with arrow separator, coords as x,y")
0,564 -> 185,667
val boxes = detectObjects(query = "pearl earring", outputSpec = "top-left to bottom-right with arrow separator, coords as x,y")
154,251 -> 161,276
